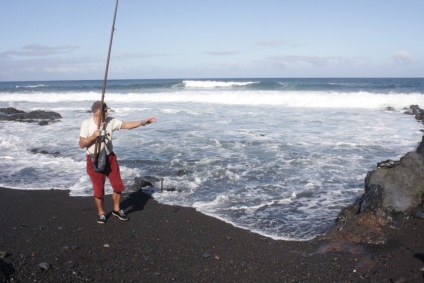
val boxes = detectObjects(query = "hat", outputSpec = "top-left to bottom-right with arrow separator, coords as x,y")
91,101 -> 111,112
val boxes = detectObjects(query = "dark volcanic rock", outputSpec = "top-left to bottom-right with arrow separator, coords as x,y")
177,169 -> 188,176
324,105 -> 424,245
415,105 -> 424,155
410,104 -> 424,120
416,135 -> 424,157
362,152 -> 424,214
30,148 -> 61,157
0,107 -> 62,125
128,176 -> 162,191
0,108 -> 25,115
325,152 -> 424,244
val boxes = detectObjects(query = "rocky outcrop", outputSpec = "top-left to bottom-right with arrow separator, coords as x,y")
324,152 -> 424,244
0,107 -> 62,125
30,148 -> 61,157
128,176 -> 177,192
409,104 -> 424,120
128,176 -> 167,192
323,105 -> 424,244
362,152 -> 424,214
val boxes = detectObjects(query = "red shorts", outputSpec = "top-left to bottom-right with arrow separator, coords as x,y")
86,152 -> 125,198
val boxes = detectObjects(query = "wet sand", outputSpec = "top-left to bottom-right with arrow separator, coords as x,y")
1,187 -> 424,282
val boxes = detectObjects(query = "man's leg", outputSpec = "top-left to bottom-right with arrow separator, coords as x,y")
95,197 -> 105,215
87,155 -> 107,222
112,192 -> 121,212
111,192 -> 128,221
89,175 -> 106,216
107,154 -> 122,212
94,197 -> 106,224
108,153 -> 127,220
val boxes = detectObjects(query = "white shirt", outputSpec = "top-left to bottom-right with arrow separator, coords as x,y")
80,116 -> 122,155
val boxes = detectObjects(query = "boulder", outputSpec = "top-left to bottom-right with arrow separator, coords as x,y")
324,152 -> 424,245
324,210 -> 388,244
30,148 -> 61,157
362,152 -> 424,214
127,176 -> 162,191
409,104 -> 424,120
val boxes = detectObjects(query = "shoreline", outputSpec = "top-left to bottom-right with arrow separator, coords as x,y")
1,187 -> 424,282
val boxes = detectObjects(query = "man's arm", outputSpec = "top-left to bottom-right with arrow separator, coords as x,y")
79,130 -> 100,149
121,117 -> 157,130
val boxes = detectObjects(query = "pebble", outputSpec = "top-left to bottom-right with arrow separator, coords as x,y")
70,245 -> 79,250
0,251 -> 9,259
66,260 -> 79,268
202,252 -> 211,258
39,262 -> 51,271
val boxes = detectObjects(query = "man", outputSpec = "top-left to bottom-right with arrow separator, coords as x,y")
79,101 -> 157,224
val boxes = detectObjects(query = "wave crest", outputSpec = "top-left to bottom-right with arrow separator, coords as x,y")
183,80 -> 259,88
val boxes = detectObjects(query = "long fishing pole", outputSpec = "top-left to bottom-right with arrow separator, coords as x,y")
93,0 -> 119,165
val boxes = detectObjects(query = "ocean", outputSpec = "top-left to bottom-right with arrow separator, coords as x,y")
0,78 -> 423,241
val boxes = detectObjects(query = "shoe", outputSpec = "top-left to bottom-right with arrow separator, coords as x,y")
97,214 -> 107,224
112,209 -> 129,221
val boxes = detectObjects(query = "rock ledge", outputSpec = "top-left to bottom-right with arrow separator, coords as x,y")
323,105 -> 424,244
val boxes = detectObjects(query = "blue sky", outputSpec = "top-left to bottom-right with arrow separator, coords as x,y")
1,0 -> 423,81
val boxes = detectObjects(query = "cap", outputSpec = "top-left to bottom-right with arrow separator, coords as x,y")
91,101 -> 111,112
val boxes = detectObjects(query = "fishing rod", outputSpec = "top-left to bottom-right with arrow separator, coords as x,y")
93,0 -> 119,166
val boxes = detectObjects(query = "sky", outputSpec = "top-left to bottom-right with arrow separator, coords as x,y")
0,0 -> 423,81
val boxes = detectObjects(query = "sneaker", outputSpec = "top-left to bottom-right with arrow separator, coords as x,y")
112,209 -> 129,221
97,214 -> 107,224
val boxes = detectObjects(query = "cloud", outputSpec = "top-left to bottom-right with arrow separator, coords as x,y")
204,51 -> 242,56
115,52 -> 174,60
393,51 -> 415,65
0,44 -> 78,59
254,40 -> 290,47
261,55 -> 371,69
0,54 -> 106,81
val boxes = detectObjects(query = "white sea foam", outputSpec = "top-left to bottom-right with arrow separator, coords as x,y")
0,90 -> 422,111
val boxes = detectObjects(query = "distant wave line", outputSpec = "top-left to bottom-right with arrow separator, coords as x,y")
183,80 -> 259,88
15,84 -> 48,88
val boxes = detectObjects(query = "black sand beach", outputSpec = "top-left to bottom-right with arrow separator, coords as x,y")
1,85 -> 424,282
1,187 -> 424,282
